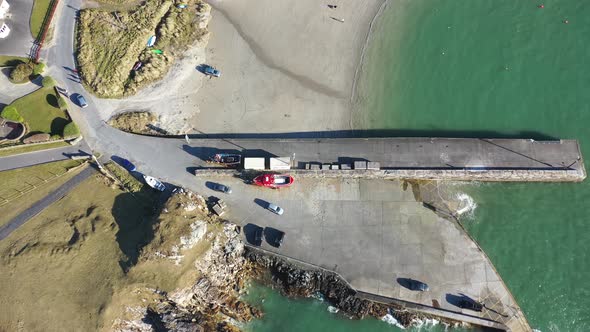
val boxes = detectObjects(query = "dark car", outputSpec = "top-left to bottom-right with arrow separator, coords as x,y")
76,94 -> 88,108
212,183 -> 232,194
120,158 -> 136,172
458,299 -> 484,312
407,279 -> 429,292
203,65 -> 221,77
254,227 -> 264,246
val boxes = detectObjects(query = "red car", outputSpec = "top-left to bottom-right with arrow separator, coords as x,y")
253,174 -> 294,188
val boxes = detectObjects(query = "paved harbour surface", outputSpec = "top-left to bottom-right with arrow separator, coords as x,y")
192,174 -> 531,331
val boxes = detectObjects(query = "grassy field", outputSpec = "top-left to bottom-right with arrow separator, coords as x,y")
7,86 -> 71,136
76,0 -> 209,97
0,173 -> 219,331
0,160 -> 84,227
0,56 -> 29,67
30,0 -> 52,39
0,141 -> 70,157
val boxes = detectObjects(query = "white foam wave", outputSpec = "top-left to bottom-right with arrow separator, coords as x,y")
455,192 -> 477,218
381,314 -> 405,329
327,306 -> 339,314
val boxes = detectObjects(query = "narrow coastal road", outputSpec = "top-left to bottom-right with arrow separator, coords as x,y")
0,165 -> 95,240
0,140 -> 92,171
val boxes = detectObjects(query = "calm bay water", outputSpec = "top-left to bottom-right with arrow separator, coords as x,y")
245,1 -> 590,331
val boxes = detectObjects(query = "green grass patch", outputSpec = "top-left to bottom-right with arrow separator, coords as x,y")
30,0 -> 52,39
0,141 -> 70,157
6,86 -> 71,136
104,161 -> 144,193
0,106 -> 24,122
0,56 -> 29,67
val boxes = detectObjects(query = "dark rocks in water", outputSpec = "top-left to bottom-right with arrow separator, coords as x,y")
245,248 -> 415,324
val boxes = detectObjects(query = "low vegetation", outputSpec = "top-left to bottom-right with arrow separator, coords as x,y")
108,110 -> 159,134
0,159 -> 84,226
5,85 -> 72,137
0,172 -> 222,331
30,0 -> 53,39
9,62 -> 34,83
76,0 -> 210,97
0,106 -> 24,122
62,122 -> 80,137
0,141 -> 70,158
104,161 -> 144,193
0,56 -> 29,67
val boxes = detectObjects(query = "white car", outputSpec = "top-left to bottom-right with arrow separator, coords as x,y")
267,203 -> 284,215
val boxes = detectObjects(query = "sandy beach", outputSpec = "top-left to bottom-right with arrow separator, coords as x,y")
188,0 -> 385,135
97,0 -> 387,134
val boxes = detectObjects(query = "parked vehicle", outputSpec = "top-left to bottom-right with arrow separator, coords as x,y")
407,279 -> 429,292
209,153 -> 241,167
143,175 -> 166,192
212,183 -> 232,194
458,299 -> 483,312
120,158 -> 136,172
76,95 -> 88,108
202,64 -> 221,77
267,203 -> 284,215
253,174 -> 294,188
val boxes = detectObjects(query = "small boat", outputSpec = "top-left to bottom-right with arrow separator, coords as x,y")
253,174 -> 294,188
147,35 -> 156,47
132,61 -> 142,71
210,153 -> 241,166
143,175 -> 166,191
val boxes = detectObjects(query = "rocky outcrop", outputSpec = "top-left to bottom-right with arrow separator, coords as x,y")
244,248 -> 430,326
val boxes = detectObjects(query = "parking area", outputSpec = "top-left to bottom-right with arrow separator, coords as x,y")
0,0 -> 33,56
193,174 -> 526,326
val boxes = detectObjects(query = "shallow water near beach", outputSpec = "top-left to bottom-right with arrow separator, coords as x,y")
245,1 -> 590,331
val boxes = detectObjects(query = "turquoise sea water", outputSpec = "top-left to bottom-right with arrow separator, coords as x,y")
245,1 -> 590,331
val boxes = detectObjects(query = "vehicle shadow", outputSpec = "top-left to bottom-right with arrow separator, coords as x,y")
396,277 -> 413,290
263,227 -> 283,247
253,198 -> 269,209
243,223 -> 263,246
445,293 -> 481,310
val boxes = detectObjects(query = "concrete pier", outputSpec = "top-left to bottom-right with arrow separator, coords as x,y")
192,174 -> 534,331
186,137 -> 585,182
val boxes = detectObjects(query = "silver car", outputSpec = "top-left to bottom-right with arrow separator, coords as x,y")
267,203 -> 284,215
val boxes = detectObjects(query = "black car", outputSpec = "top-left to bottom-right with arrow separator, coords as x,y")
212,183 -> 232,194
254,227 -> 264,246
458,299 -> 484,312
407,279 -> 429,292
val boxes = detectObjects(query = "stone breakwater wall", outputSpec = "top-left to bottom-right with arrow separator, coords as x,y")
194,168 -> 585,182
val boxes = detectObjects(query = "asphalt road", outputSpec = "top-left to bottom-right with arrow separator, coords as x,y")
0,0 -> 34,56
0,140 -> 92,171
0,165 -> 94,240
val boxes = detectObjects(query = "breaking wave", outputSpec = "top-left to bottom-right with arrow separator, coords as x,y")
455,192 -> 477,219
381,314 -> 405,329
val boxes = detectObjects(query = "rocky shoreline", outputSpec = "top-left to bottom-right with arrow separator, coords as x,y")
109,189 -> 465,331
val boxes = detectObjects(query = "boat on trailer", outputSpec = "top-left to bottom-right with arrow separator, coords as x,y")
143,175 -> 166,192
253,173 -> 294,188
209,154 -> 242,167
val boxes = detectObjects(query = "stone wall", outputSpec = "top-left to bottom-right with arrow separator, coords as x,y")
193,167 -> 586,183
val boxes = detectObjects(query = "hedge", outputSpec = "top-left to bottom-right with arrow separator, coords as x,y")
0,106 -> 24,122
10,63 -> 33,82
42,76 -> 56,87
63,121 -> 80,137
33,62 -> 46,76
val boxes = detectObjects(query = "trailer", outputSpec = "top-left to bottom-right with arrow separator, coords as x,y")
243,157 -> 265,170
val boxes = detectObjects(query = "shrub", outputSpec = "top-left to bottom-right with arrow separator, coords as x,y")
0,106 -> 24,122
33,62 -> 46,76
58,96 -> 68,109
42,76 -> 57,87
63,122 -> 80,137
50,134 -> 61,140
23,133 -> 51,144
10,63 -> 33,82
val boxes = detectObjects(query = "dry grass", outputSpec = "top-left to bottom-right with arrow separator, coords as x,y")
0,173 -> 221,331
76,0 -> 209,97
107,110 -> 158,134
0,160 -> 84,227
